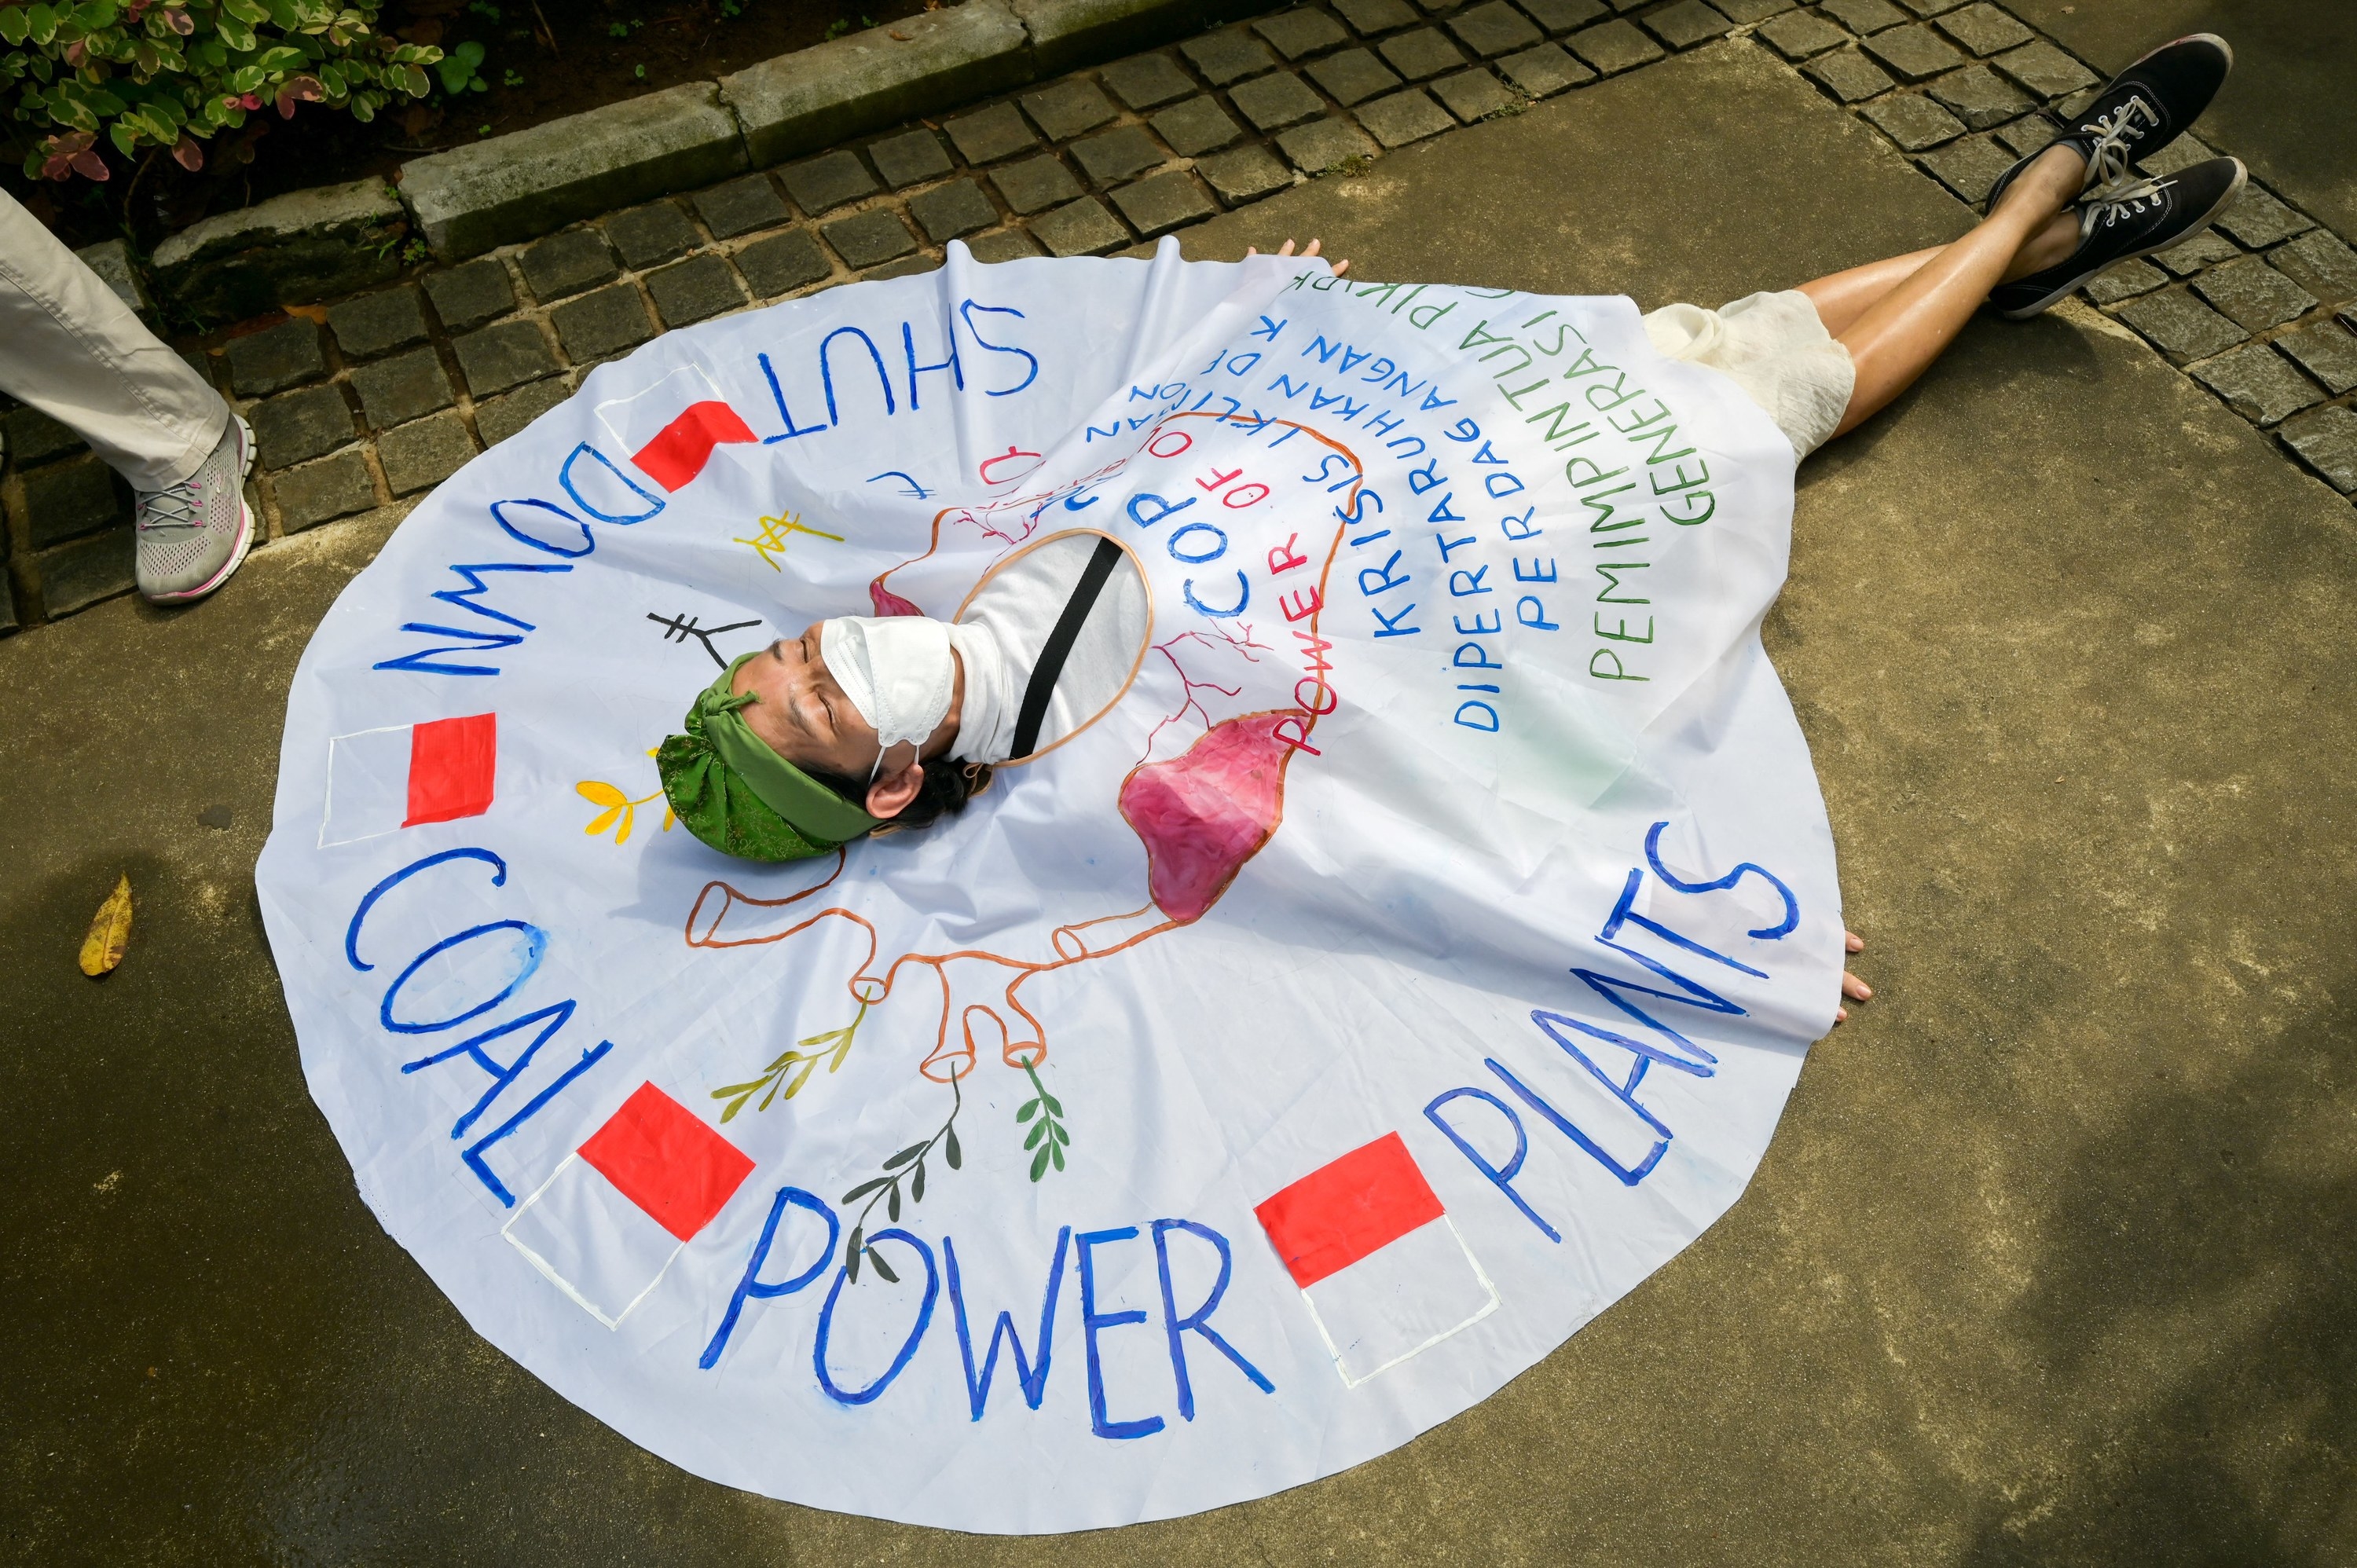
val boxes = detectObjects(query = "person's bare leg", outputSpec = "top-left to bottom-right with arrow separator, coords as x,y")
1798,203 -> 2086,338
1823,142 -> 2088,436
1798,246 -> 1945,336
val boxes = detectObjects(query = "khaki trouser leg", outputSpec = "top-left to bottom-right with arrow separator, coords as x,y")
0,189 -> 227,492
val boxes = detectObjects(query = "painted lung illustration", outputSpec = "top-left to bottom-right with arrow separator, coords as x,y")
1122,711 -> 1296,925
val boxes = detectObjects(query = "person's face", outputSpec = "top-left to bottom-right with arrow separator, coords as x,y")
730,624 -> 886,781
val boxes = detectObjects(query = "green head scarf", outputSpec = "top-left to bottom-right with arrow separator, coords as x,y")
658,653 -> 882,862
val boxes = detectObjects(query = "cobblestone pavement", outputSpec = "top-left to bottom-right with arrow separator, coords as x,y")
1,0 -> 2352,633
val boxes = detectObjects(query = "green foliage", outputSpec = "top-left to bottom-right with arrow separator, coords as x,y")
841,1074 -> 964,1284
1016,1061 -> 1068,1181
5,0 -> 442,181
433,36 -> 482,93
711,1006 -> 866,1123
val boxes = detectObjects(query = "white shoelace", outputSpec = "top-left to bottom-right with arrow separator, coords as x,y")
2080,93 -> 2161,191
2081,173 -> 2176,238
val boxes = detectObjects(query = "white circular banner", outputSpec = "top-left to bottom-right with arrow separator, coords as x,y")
258,240 -> 1844,1533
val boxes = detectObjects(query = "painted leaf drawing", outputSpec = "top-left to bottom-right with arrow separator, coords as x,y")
577,779 -> 630,839
78,874 -> 131,976
581,766 -> 673,847
711,1009 -> 866,1122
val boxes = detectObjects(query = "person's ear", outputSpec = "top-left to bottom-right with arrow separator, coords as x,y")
865,759 -> 923,820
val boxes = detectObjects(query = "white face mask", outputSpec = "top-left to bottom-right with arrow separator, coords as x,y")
819,616 -> 958,780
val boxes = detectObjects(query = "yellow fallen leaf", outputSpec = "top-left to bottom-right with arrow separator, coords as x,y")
79,874 -> 131,977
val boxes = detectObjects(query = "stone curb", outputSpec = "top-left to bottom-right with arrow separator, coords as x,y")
720,0 -> 1272,167
151,178 -> 409,324
404,82 -> 752,262
1014,0 -> 1276,78
721,1 -> 1033,170
132,0 -> 1290,320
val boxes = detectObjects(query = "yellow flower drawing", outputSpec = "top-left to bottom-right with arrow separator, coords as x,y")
577,747 -> 676,846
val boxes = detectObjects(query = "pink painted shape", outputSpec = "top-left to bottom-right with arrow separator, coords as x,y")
1120,713 -> 1296,925
869,580 -> 922,617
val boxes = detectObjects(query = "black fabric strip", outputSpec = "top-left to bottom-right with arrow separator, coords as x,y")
1010,536 -> 1124,760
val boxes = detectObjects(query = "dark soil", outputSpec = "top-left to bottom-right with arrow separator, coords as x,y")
13,0 -> 933,252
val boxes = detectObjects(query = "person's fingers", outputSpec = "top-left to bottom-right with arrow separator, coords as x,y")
1252,239 -> 1346,271
1835,946 -> 1873,1024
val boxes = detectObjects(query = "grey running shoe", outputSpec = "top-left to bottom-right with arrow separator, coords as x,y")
135,412 -> 255,604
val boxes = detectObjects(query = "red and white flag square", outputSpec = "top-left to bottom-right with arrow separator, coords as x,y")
1255,1132 -> 1497,1386
596,365 -> 759,493
504,1083 -> 756,1328
319,713 -> 497,848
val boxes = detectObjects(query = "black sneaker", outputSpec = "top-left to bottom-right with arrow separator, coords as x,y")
1984,33 -> 2234,211
1989,156 -> 2247,320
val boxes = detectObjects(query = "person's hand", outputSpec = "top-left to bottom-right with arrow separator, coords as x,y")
1244,237 -> 1351,276
1835,929 -> 1871,1024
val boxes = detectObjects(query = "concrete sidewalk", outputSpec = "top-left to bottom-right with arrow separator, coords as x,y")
7,33 -> 2356,1568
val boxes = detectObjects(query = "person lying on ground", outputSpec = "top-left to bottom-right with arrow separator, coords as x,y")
656,33 -> 2244,1024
